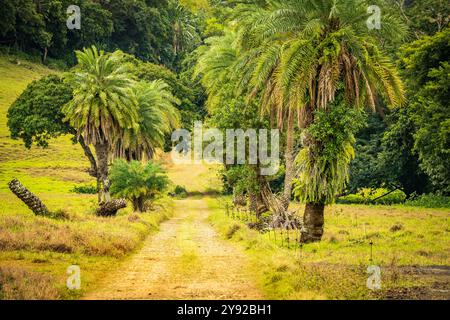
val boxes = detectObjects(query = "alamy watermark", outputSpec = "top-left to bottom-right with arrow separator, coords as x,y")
171,122 -> 280,176
66,5 -> 81,30
367,265 -> 382,290
66,265 -> 81,290
367,5 -> 381,30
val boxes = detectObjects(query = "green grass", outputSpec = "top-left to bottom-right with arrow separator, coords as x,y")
206,196 -> 450,299
0,55 -> 175,299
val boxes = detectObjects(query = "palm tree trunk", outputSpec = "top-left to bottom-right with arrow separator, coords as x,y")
132,197 -> 146,213
78,136 -> 97,178
94,142 -> 110,205
300,202 -> 325,243
8,179 -> 49,216
300,97 -> 326,243
283,108 -> 295,210
96,199 -> 127,217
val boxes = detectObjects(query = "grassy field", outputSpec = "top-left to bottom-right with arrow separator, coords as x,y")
0,55 -> 174,299
207,197 -> 450,299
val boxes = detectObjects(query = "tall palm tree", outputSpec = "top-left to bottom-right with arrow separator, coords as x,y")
114,80 -> 181,161
63,46 -> 139,204
170,1 -> 201,56
233,0 -> 406,242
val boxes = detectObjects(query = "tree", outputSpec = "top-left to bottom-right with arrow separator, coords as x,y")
349,110 -> 430,198
7,75 -> 98,177
378,107 -> 430,197
63,46 -> 139,204
399,28 -> 450,194
132,59 -> 203,130
404,0 -> 450,37
115,80 -> 181,161
194,32 -> 272,214
233,0 -> 406,242
109,160 -> 169,212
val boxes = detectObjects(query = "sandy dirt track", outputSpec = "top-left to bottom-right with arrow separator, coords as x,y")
84,198 -> 262,300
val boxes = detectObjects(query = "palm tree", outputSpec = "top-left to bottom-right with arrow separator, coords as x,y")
63,46 -> 139,204
233,0 -> 406,242
170,1 -> 201,56
114,80 -> 181,161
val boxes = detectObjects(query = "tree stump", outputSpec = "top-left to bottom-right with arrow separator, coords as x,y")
8,178 -> 50,216
96,199 -> 127,217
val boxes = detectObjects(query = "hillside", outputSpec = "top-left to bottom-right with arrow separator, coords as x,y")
0,56 -> 174,299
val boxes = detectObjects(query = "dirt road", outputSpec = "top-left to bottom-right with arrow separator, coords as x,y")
84,199 -> 262,300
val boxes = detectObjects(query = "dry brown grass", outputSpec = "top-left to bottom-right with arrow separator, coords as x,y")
0,266 -> 59,300
0,202 -> 173,258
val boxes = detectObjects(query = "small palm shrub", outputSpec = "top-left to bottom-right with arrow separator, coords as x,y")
110,160 -> 169,212
169,185 -> 188,199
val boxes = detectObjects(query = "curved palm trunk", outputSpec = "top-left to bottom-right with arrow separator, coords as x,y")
96,199 -> 127,217
8,179 -> 49,216
78,136 -> 97,178
301,202 -> 325,243
94,142 -> 111,205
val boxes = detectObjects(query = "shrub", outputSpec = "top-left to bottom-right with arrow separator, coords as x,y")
405,194 -> 450,208
170,185 -> 188,198
337,188 -> 407,205
71,184 -> 97,195
110,160 -> 170,212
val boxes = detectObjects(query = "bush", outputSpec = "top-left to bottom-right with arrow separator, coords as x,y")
405,194 -> 450,208
110,160 -> 170,212
170,185 -> 188,199
337,188 -> 407,205
71,184 -> 97,195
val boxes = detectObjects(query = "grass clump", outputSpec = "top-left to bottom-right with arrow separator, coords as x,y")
0,266 -> 59,300
71,185 -> 97,195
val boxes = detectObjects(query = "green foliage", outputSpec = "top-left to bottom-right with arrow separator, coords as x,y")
170,185 -> 188,199
348,113 -> 386,193
132,59 -> 203,129
70,184 -> 97,195
337,188 -> 407,205
116,80 -> 180,160
7,75 -> 72,148
110,160 -> 170,210
405,0 -> 450,37
293,103 -> 365,204
0,0 -> 185,69
399,28 -> 450,194
405,194 -> 450,208
63,46 -> 138,146
378,107 -> 430,196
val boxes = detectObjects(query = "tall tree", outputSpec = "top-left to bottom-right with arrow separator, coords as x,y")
63,46 -> 138,204
398,27 -> 450,194
115,80 -> 181,161
233,0 -> 406,242
7,75 -> 98,178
